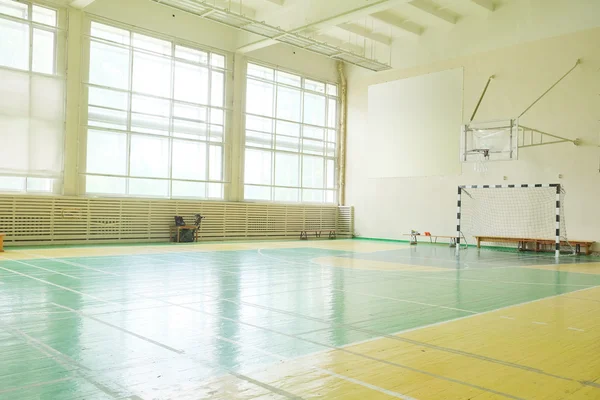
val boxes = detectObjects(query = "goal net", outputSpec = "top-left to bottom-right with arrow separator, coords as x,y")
458,184 -> 571,255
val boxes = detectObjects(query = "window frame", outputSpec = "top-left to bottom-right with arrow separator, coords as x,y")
242,60 -> 339,204
0,0 -> 67,195
80,17 -> 231,200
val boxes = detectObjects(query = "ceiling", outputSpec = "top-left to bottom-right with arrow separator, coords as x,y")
66,0 -> 507,71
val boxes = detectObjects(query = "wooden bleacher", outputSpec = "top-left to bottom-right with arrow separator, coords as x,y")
474,236 -> 595,255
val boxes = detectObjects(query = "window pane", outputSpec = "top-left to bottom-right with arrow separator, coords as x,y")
303,93 -> 326,126
172,180 -> 206,198
174,61 -> 208,104
89,41 -> 130,90
132,33 -> 171,55
325,190 -> 335,204
0,0 -> 28,18
0,176 -> 25,192
91,22 -> 129,45
276,120 -> 300,137
209,125 -> 223,143
326,159 -> 335,189
210,108 -> 224,125
303,189 -> 324,203
175,45 -> 208,64
86,130 -> 127,175
172,140 -> 206,181
130,135 -> 169,178
211,53 -> 225,69
305,79 -> 325,93
275,135 -> 299,152
327,98 -> 337,128
129,178 -> 168,197
248,63 -> 273,80
209,145 -> 222,181
274,187 -> 299,202
174,103 -> 206,121
245,149 -> 271,185
246,130 -> 272,149
211,71 -> 224,107
246,115 -> 273,133
32,6 -> 57,26
88,106 -> 127,130
173,119 -> 207,140
0,19 -> 29,70
133,51 -> 171,97
327,84 -> 338,96
245,185 -> 270,201
26,177 -> 53,192
303,126 -> 324,140
302,156 -> 324,188
303,139 -> 325,155
327,129 -> 336,143
131,94 -> 170,117
208,182 -> 223,199
86,175 -> 126,195
131,113 -> 169,136
89,87 -> 128,110
275,153 -> 298,187
276,86 -> 301,122
246,79 -> 273,117
33,28 -> 55,73
276,71 -> 301,87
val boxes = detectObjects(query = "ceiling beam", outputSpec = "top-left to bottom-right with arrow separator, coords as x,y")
409,0 -> 457,24
470,0 -> 495,11
337,23 -> 392,46
70,0 -> 96,8
370,11 -> 424,36
312,34 -> 365,55
237,0 -> 412,53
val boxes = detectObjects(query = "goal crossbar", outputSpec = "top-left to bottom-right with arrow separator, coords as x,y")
456,183 -> 562,258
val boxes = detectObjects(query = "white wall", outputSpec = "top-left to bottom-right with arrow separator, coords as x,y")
346,27 -> 600,249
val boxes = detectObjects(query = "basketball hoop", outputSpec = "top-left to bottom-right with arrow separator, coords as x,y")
469,149 -> 490,173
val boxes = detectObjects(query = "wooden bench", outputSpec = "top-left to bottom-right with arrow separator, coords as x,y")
475,236 -> 595,255
300,230 -> 336,240
0,233 -> 4,252
403,233 -> 457,247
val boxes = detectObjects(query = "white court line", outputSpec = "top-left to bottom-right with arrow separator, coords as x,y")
568,327 -> 585,332
532,321 -> 548,325
317,368 -> 418,400
0,266 -> 119,305
0,257 -> 81,280
500,316 -> 515,320
51,302 -> 185,354
12,251 -> 120,276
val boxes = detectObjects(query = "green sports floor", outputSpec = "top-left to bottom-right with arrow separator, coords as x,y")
1,240 -> 599,399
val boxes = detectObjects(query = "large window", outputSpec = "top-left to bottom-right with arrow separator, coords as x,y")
0,0 -> 65,193
84,21 -> 227,199
244,63 -> 338,203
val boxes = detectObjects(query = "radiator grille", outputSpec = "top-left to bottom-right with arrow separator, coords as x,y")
0,195 -> 354,246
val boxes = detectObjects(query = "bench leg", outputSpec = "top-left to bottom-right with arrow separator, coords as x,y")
315,231 -> 321,238
300,231 -> 308,240
0,235 -> 3,252
477,237 -> 481,249
328,231 -> 336,239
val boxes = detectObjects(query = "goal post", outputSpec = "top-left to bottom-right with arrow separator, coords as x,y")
456,184 -> 566,258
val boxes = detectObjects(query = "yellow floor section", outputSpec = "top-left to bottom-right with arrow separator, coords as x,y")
207,287 -> 600,400
525,262 -> 600,275
312,256 -> 446,272
1,239 -> 407,260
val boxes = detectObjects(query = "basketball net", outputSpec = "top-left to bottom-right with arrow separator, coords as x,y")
473,150 -> 490,174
